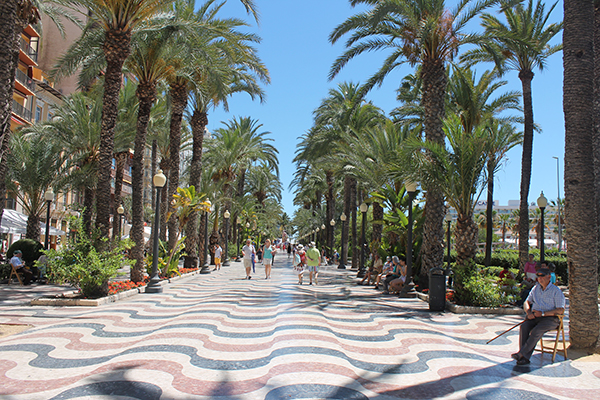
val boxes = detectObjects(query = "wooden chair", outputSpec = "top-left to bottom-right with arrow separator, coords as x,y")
8,264 -> 24,286
537,314 -> 568,362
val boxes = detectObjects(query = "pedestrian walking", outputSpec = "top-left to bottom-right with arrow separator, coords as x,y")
241,239 -> 255,279
263,239 -> 276,279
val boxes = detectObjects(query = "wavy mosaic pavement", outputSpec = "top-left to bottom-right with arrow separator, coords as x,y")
1,257 -> 599,399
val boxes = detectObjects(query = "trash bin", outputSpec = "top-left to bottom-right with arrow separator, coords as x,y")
429,267 -> 446,311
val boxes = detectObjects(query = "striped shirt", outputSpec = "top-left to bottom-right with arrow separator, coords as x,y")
526,282 -> 565,312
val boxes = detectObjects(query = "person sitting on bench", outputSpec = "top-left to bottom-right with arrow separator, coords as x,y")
10,250 -> 32,285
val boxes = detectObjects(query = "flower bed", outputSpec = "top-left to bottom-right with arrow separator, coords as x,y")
107,268 -> 200,295
108,280 -> 146,295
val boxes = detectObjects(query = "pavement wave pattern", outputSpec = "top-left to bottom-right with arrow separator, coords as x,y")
0,257 -> 599,399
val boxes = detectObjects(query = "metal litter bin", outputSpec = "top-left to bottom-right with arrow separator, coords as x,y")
429,267 -> 446,311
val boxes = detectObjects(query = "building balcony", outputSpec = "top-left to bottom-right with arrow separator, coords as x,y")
19,37 -> 38,65
15,69 -> 35,96
12,99 -> 32,122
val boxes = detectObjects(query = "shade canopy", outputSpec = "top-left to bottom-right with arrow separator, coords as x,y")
1,208 -> 65,236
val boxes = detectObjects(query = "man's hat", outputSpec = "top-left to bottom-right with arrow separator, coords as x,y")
309,241 -> 316,247
537,267 -> 551,276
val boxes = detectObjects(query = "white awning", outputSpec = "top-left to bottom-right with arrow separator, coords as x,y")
1,208 -> 65,236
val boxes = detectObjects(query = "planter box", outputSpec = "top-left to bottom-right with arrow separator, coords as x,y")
30,269 -> 200,307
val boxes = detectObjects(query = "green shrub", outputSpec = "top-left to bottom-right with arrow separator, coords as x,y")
42,217 -> 134,298
145,237 -> 185,278
461,275 -> 516,307
6,239 -> 44,267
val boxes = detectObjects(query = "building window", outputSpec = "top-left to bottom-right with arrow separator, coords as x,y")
35,105 -> 42,123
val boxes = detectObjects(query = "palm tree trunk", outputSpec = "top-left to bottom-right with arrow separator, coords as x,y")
83,187 -> 95,236
350,178 -> 358,268
167,82 -> 188,250
485,158 -> 494,266
97,30 -> 131,243
372,200 -> 383,247
518,70 -> 535,269
455,214 -> 478,266
341,176 -> 351,266
112,151 -> 127,241
183,109 -> 207,267
564,0 -> 600,350
130,82 -> 156,282
0,2 -> 21,225
0,0 -> 18,168
419,59 -> 447,287
151,139 -> 157,207
26,213 -> 41,242
0,131 -> 11,225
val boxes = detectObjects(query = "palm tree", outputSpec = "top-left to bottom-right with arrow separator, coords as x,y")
181,0 -> 269,265
68,0 -> 175,242
461,0 -> 563,268
330,0 -> 497,284
398,113 -> 489,300
497,212 -> 511,247
482,120 -> 521,264
563,0 -> 599,350
7,131 -> 67,241
246,162 -> 282,207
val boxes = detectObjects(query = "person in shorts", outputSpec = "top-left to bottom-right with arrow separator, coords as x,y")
214,244 -> 222,271
305,242 -> 320,285
262,239 -> 276,279
241,239 -> 255,279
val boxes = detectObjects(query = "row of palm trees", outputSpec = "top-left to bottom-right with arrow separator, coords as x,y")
0,0 -> 285,282
293,0 -> 600,350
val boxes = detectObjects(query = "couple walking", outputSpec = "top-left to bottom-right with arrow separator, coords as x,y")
242,238 -> 276,279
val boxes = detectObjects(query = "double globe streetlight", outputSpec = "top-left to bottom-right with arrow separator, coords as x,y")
223,210 -> 230,266
358,201 -> 369,278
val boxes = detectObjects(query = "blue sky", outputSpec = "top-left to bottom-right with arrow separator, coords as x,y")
208,0 -> 565,217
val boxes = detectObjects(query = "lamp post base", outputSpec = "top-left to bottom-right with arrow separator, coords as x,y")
145,278 -> 163,293
357,269 -> 366,278
337,264 -> 346,269
223,259 -> 230,266
200,264 -> 211,274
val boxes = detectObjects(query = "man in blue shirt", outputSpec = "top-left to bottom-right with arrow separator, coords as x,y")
512,267 -> 565,365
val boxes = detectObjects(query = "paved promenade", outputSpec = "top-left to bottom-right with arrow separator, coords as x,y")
0,256 -> 599,399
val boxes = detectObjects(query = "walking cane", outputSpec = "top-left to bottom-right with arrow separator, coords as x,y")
486,320 -> 525,344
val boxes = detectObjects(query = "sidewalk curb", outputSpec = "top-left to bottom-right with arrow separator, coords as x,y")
416,292 -> 525,315
30,269 -> 201,307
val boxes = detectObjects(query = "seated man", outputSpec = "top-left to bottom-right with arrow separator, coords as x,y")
511,267 -> 565,365
374,256 -> 393,289
10,250 -> 33,285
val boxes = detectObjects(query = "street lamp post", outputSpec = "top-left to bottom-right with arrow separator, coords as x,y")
338,213 -> 347,269
445,213 -> 452,275
223,210 -> 230,266
553,156 -> 562,251
146,170 -> 166,293
117,205 -> 124,241
401,181 -> 417,295
358,201 -> 368,278
329,219 -> 335,257
200,200 -> 212,274
538,192 -> 547,263
44,189 -> 53,250
315,227 -> 319,245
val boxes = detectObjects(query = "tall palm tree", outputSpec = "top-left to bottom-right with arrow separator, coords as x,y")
69,0 -> 174,242
461,0 -> 562,268
7,131 -> 67,241
564,0 -> 599,350
181,0 -> 268,265
330,0 -> 497,284
482,120 -> 522,264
